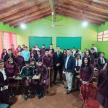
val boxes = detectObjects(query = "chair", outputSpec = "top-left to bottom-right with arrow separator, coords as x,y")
79,83 -> 100,108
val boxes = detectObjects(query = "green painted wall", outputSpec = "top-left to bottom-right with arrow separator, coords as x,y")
0,15 -> 98,52
16,15 -> 98,51
96,22 -> 108,58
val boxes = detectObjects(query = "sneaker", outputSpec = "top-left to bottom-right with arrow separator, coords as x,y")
24,95 -> 28,101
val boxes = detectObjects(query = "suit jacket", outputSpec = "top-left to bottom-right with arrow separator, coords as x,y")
53,52 -> 64,68
63,55 -> 76,73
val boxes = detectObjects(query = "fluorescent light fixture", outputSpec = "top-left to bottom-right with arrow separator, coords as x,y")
20,23 -> 26,29
82,21 -> 88,27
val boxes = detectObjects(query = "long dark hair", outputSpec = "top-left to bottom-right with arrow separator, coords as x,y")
81,56 -> 91,74
104,60 -> 108,80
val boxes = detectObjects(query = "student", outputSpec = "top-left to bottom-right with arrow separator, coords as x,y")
80,56 -> 94,84
20,61 -> 33,100
96,61 -> 108,108
11,44 -> 17,57
74,49 -> 81,57
30,46 -> 37,56
4,49 -> 15,62
78,49 -> 82,55
90,48 -> 97,59
4,56 -> 18,97
63,49 -> 75,94
84,50 -> 95,66
21,46 -> 30,61
0,60 -> 10,104
35,45 -> 40,51
22,44 -> 25,51
36,51 -> 42,64
1,49 -> 8,60
63,49 -> 67,59
81,52 -> 85,60
49,49 -> 53,57
32,60 -> 49,99
53,46 -> 64,84
29,52 -> 36,62
16,45 -> 22,52
49,44 -> 54,54
15,51 -> 25,71
72,47 -> 76,56
30,60 -> 36,75
70,50 -> 73,56
97,52 -> 106,70
92,44 -> 98,53
40,44 -> 46,57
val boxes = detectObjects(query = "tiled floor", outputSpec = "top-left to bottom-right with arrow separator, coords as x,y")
10,83 -> 83,108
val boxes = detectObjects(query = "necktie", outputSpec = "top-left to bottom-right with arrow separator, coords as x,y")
57,52 -> 59,58
77,60 -> 79,66
102,58 -> 103,64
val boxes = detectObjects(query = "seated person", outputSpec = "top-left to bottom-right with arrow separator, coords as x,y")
32,60 -> 49,99
42,49 -> 53,69
30,60 -> 36,75
15,51 -> 25,71
4,56 -> 18,97
97,52 -> 106,70
20,61 -> 33,101
29,52 -> 36,62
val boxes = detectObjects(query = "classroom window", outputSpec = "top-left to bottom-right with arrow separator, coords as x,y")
0,30 -> 3,58
3,31 -> 17,50
98,30 -> 108,42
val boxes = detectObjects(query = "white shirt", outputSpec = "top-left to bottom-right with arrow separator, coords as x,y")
0,68 -> 7,81
35,48 -> 40,51
65,56 -> 70,69
76,59 -> 82,66
72,50 -> 76,56
100,57 -> 105,64
93,47 -> 98,52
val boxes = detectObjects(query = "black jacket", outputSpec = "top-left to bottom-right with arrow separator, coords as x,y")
53,52 -> 64,67
63,55 -> 76,73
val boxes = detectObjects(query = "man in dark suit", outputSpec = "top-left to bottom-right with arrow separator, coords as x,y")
53,46 -> 64,84
63,49 -> 75,94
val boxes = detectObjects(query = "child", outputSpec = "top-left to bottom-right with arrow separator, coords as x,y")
35,45 -> 40,51
32,60 -> 49,99
30,60 -> 36,75
11,44 -> 17,57
49,44 -> 54,54
36,51 -> 42,64
72,47 -> 76,56
20,61 -> 33,100
4,57 -> 18,97
21,46 -> 30,61
30,46 -> 37,56
15,51 -> 25,71
1,49 -> 8,60
29,52 -> 36,62
16,45 -> 22,52
80,56 -> 94,84
63,49 -> 67,59
40,44 -> 46,57
49,49 -> 53,57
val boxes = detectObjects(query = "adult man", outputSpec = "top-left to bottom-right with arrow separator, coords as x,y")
92,44 -> 98,53
63,49 -> 75,94
53,46 -> 64,84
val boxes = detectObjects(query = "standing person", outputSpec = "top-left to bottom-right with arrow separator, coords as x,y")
49,49 -> 53,57
96,60 -> 108,108
36,51 -> 42,64
1,49 -> 8,60
22,44 -> 25,51
49,44 -> 54,54
63,49 -> 75,94
92,44 -> 98,53
90,48 -> 98,59
0,60 -> 10,105
80,56 -> 94,84
97,52 -> 106,70
4,57 -> 18,97
72,47 -> 76,56
63,49 -> 67,59
30,46 -> 37,56
53,46 -> 64,84
29,52 -> 36,62
40,44 -> 46,57
15,51 -> 25,71
21,46 -> 30,61
11,44 -> 17,57
35,45 -> 40,51
16,45 -> 22,52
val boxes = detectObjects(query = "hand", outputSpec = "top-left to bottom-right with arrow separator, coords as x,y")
76,71 -> 80,73
33,66 -> 35,68
2,87 -> 5,91
80,79 -> 82,82
56,63 -> 60,67
48,67 -> 50,70
13,76 -> 15,79
27,77 -> 29,80
29,79 -> 31,82
44,80 -> 46,83
70,73 -> 73,75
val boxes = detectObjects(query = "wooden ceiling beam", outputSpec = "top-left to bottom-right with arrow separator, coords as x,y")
7,8 -> 51,26
0,0 -> 48,19
0,2 -> 49,22
48,0 -> 56,21
12,13 -> 51,28
55,3 -> 108,19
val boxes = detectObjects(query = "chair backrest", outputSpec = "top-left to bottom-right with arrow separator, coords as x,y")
79,83 -> 99,101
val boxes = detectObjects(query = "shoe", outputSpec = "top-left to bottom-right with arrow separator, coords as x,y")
66,90 -> 72,94
41,92 -> 45,98
60,81 -> 64,84
64,86 -> 68,89
12,93 -> 15,98
24,95 -> 28,101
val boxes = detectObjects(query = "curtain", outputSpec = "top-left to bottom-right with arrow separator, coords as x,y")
0,30 -> 3,59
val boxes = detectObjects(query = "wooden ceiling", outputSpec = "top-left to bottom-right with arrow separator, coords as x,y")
0,0 -> 108,28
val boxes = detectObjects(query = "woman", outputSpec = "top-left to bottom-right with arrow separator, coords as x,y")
28,52 -> 36,62
1,49 -> 8,60
4,56 -> 18,97
96,60 -> 108,108
80,56 -> 94,84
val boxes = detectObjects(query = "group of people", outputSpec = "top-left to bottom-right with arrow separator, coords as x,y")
0,43 -> 107,108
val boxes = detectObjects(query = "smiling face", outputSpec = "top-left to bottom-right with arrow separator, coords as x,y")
0,62 -> 4,69
84,58 -> 88,64
38,62 -> 42,66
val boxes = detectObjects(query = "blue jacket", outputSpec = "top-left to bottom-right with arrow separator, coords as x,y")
64,55 -> 76,73
21,50 -> 30,61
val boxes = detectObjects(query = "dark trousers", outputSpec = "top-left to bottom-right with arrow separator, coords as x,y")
54,66 -> 63,82
0,90 -> 9,104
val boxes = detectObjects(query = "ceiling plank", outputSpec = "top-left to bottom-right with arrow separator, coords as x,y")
0,2 -> 49,22
48,0 -> 56,21
0,0 -> 47,19
7,8 -> 51,26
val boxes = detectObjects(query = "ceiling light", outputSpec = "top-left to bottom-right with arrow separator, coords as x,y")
20,23 -> 26,29
82,21 -> 88,27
